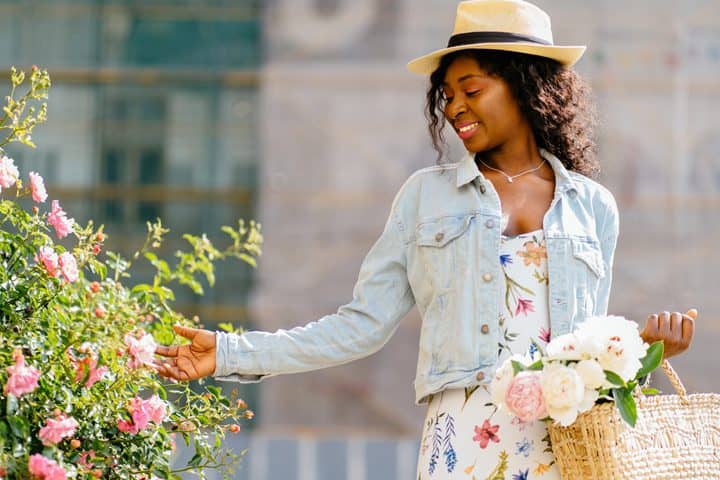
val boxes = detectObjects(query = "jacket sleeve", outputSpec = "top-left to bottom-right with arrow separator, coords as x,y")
213,207 -> 416,383
595,191 -> 620,316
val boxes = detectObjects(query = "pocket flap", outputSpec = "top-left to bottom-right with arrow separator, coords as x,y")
416,215 -> 472,247
572,240 -> 606,278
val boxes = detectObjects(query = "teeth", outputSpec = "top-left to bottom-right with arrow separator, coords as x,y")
458,123 -> 478,133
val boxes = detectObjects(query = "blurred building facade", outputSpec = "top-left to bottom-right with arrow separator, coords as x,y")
2,1 -> 719,478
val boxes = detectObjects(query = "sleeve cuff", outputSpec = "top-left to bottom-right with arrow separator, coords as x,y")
212,331 -> 273,383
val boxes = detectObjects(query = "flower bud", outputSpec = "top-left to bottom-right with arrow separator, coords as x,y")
70,439 -> 81,449
229,424 -> 241,433
90,282 -> 101,293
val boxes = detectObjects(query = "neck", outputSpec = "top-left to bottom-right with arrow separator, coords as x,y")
475,135 -> 543,175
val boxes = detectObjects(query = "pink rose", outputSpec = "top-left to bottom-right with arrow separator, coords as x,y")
117,395 -> 167,435
28,454 -> 67,480
144,395 -> 168,424
4,349 -> 40,397
47,200 -> 74,239
36,246 -> 59,278
85,365 -> 107,389
0,156 -> 19,190
29,171 -> 48,203
38,414 -> 79,446
124,331 -> 157,369
117,418 -> 139,435
128,396 -> 151,431
504,371 -> 547,423
58,252 -> 78,283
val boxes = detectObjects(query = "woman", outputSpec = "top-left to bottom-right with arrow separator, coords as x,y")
156,1 -> 696,478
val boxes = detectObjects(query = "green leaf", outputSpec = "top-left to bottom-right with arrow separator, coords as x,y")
218,322 -> 235,333
612,387 -> 637,427
637,341 -> 664,379
641,387 -> 661,395
511,360 -> 526,375
604,370 -> 625,387
525,359 -> 543,371
7,416 -> 30,439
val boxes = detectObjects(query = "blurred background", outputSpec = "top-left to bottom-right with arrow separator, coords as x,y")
1,0 -> 718,478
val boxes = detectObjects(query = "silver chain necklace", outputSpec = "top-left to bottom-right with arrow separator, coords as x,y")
477,157 -> 546,183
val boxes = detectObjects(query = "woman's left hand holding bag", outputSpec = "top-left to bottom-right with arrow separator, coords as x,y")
640,308 -> 697,359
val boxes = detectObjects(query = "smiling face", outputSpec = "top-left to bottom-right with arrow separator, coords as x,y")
441,55 -> 533,154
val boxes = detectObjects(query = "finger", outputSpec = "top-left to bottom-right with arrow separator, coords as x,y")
155,344 -> 179,358
658,311 -> 671,336
157,362 -> 190,382
670,312 -> 683,335
173,324 -> 200,341
686,308 -> 698,320
682,314 -> 695,343
643,314 -> 659,336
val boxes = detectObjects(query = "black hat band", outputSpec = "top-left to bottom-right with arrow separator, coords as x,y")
447,31 -> 552,48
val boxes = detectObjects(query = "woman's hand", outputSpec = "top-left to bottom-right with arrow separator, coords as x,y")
154,325 -> 217,381
640,309 -> 697,360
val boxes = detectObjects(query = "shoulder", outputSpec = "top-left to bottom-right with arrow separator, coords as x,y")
389,163 -> 459,212
568,171 -> 618,216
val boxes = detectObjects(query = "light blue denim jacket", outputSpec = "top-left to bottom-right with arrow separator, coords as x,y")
214,149 -> 619,405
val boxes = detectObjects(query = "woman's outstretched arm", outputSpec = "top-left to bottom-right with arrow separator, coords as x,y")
156,207 -> 415,382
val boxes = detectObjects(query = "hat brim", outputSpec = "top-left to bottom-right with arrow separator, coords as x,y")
406,43 -> 586,75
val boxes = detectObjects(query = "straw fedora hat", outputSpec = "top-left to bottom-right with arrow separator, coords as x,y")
406,0 -> 586,75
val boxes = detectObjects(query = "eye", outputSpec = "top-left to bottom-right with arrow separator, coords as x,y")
466,90 -> 480,97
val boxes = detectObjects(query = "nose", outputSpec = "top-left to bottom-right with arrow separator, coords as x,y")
445,96 -> 467,121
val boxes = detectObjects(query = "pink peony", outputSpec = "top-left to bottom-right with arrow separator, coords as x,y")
47,200 -> 74,239
0,155 -> 19,190
38,414 -> 79,446
58,252 -> 78,283
4,349 -> 41,397
29,171 -> 48,203
124,331 -> 157,369
28,454 -> 67,480
36,246 -> 59,278
504,371 -> 547,423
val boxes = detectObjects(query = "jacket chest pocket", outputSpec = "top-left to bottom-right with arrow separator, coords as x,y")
415,215 -> 473,291
571,238 -> 606,317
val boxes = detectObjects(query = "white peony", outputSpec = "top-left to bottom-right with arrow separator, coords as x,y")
541,362 -> 585,427
574,315 -> 648,382
574,359 -> 606,390
546,333 -> 583,361
577,388 -> 600,413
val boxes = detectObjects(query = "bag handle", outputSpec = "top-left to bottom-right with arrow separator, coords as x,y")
636,359 -> 689,406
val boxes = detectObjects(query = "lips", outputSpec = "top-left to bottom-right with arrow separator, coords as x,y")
455,121 -> 479,140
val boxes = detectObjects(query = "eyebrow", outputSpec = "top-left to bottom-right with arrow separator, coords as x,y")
442,73 -> 487,86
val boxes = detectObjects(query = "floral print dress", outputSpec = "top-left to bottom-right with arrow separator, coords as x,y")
416,229 -> 559,480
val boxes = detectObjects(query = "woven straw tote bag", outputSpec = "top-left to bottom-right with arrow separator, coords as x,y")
547,359 -> 720,480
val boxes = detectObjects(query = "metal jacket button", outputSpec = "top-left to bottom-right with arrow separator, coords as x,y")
482,273 -> 492,282
485,219 -> 494,229
475,371 -> 485,381
435,232 -> 444,242
481,324 -> 490,334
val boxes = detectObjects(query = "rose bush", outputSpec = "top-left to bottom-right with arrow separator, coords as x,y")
0,67 -> 263,479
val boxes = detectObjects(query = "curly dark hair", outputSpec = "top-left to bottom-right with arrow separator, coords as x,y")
426,49 -> 599,178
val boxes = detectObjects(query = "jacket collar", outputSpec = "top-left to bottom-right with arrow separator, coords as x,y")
455,148 -> 578,195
